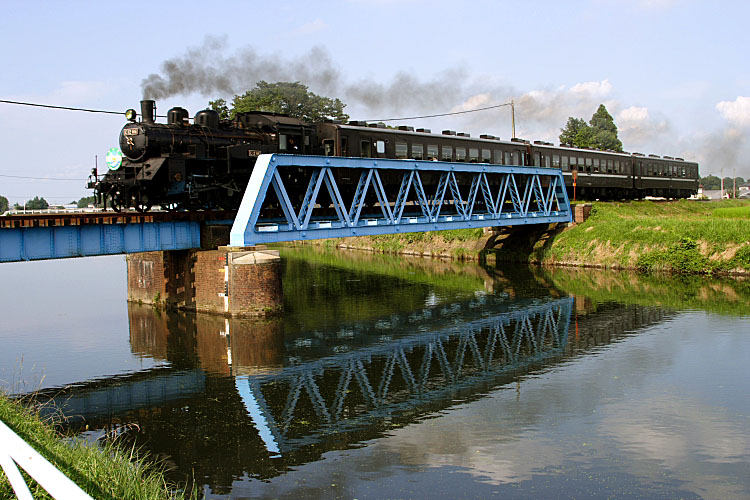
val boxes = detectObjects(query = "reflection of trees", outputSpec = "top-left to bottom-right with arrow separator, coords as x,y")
544,267 -> 750,316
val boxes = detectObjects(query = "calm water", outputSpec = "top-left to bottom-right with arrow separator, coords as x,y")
1,248 -> 749,499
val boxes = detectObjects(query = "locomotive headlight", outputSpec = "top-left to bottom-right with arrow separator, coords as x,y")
125,109 -> 137,122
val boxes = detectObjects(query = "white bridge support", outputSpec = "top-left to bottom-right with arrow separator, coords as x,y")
0,419 -> 93,499
230,154 -> 572,246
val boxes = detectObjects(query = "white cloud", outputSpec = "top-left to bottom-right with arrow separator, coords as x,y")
716,96 -> 750,128
616,106 -> 671,147
570,79 -> 613,99
293,18 -> 329,36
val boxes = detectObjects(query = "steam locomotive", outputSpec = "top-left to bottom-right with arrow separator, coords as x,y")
88,100 -> 700,211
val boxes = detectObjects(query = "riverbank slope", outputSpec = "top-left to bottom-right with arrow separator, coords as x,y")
0,394 -> 191,499
304,200 -> 750,275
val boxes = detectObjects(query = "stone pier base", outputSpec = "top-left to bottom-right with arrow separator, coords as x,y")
126,247 -> 282,317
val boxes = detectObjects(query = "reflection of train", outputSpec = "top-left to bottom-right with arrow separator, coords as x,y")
89,99 -> 700,211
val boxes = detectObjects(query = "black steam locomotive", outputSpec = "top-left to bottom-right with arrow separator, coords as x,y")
88,100 -> 699,211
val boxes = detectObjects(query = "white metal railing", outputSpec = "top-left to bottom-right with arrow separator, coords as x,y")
0,419 -> 93,499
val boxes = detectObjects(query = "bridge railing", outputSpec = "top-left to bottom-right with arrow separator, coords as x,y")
0,419 -> 93,499
231,154 -> 571,246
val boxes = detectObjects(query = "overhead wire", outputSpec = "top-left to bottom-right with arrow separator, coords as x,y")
0,99 -> 167,117
0,173 -> 87,181
363,102 -> 513,123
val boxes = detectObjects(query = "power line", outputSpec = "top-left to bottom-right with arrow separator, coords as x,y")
0,99 -> 125,116
0,173 -> 87,181
363,102 -> 513,123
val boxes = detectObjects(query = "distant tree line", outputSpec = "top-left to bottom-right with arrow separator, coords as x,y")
700,175 -> 746,190
0,195 -> 97,212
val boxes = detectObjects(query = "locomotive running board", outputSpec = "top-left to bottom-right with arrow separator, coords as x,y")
230,154 -> 572,246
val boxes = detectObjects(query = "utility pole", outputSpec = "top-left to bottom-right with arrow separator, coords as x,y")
511,99 -> 516,139
721,168 -> 724,199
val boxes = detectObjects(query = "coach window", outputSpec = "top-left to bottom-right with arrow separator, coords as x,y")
494,150 -> 502,164
562,156 -> 569,170
613,160 -> 619,173
323,139 -> 335,156
427,144 -> 438,160
482,149 -> 491,163
512,151 -> 521,165
587,158 -> 594,172
375,140 -> 385,155
593,158 -> 600,172
341,136 -> 349,156
361,140 -> 372,158
534,152 -> 542,166
579,158 -> 586,172
279,134 -> 288,150
504,151 -> 511,165
681,166 -> 686,177
553,155 -> 560,168
412,143 -> 424,160
456,147 -> 466,161
442,145 -> 453,161
545,155 -> 551,168
395,142 -> 408,159
469,148 -> 479,162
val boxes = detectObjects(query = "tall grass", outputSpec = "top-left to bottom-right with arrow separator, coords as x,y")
0,394 -> 193,500
540,200 -> 750,274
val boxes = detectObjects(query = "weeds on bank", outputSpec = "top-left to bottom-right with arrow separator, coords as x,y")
0,394 -> 193,500
544,200 -> 750,274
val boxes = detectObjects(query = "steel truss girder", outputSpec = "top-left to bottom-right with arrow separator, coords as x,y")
230,155 -> 572,246
0,221 -> 201,262
236,297 -> 573,454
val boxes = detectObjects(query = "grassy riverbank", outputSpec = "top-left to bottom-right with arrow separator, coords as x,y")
534,199 -> 750,274
0,394 -> 191,500
307,200 -> 750,275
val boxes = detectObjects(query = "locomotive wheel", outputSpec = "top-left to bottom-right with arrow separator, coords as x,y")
135,192 -> 153,213
109,192 -> 126,212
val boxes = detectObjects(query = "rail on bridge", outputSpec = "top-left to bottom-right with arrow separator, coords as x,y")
230,154 -> 571,246
0,211 -> 235,263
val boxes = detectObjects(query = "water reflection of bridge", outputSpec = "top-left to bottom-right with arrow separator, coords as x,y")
39,296 -> 668,465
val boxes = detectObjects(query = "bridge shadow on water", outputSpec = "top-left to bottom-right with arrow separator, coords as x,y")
30,248 -> 680,491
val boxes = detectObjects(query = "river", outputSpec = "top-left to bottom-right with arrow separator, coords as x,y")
1,248 -> 748,499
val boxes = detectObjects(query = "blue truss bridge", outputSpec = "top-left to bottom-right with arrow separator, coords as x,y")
230,154 -> 571,246
0,155 -> 571,262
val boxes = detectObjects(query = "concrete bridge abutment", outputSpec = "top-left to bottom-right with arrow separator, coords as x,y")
126,246 -> 282,317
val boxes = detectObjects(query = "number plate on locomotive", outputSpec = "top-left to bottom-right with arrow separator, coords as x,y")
124,128 -> 139,136
248,149 -> 261,157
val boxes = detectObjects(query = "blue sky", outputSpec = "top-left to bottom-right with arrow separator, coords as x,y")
2,0 -> 749,204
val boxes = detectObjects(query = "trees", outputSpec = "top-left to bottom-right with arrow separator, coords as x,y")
0,195 -> 8,213
211,81 -> 349,122
13,196 -> 48,210
559,104 -> 623,152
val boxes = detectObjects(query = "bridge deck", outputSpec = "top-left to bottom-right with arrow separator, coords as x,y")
0,210 -> 235,263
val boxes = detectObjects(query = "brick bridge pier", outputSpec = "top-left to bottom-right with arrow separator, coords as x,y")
126,225 -> 283,317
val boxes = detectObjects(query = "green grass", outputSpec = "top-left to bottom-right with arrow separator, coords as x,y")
0,394 -> 192,500
712,206 -> 750,219
540,200 -> 750,274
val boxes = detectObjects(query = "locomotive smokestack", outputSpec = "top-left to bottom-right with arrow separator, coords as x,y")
141,100 -> 156,123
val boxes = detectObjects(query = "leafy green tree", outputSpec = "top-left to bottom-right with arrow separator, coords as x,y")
700,175 -> 721,190
0,195 -> 8,213
76,196 -> 96,208
216,81 -> 349,122
14,196 -> 49,210
559,117 -> 589,146
559,104 -> 623,152
209,98 -> 230,120
588,105 -> 623,151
